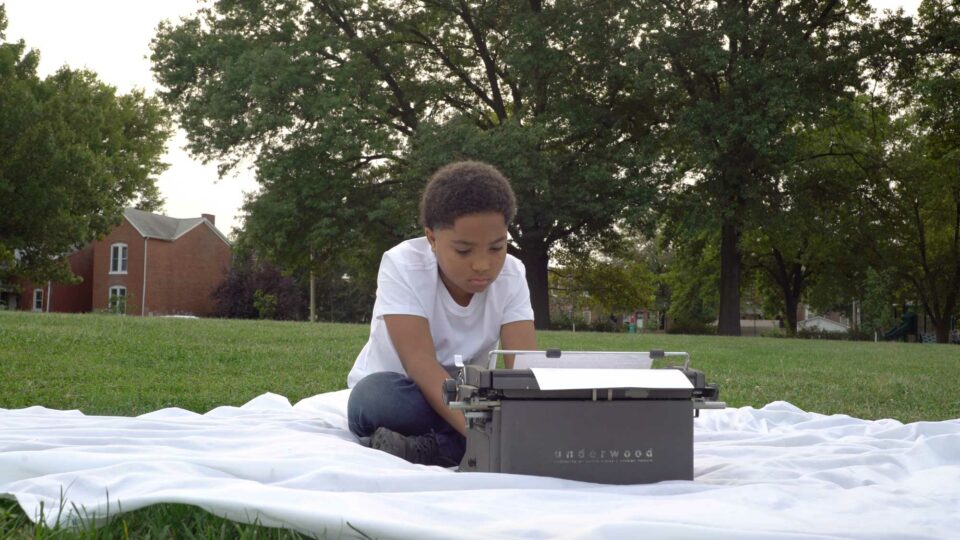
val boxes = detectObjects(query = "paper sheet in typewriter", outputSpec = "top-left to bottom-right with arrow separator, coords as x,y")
529,367 -> 694,391
511,351 -> 654,369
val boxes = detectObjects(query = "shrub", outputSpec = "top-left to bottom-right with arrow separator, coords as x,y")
666,322 -> 716,335
587,319 -> 621,333
252,289 -> 278,320
213,254 -> 304,320
760,327 -> 787,338
548,312 -> 585,331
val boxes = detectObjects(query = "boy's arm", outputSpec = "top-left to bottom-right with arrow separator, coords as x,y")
500,320 -> 536,369
383,314 -> 467,436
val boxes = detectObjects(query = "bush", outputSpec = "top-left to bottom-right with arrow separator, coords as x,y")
760,327 -> 787,338
587,319 -> 621,333
548,312 -> 585,331
252,289 -> 278,320
666,322 -> 716,335
213,254 -> 305,320
846,328 -> 875,342
547,313 -> 624,332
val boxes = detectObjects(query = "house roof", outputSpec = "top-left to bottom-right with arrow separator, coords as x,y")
123,208 -> 231,246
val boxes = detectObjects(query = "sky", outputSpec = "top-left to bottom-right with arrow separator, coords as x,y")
3,0 -> 922,237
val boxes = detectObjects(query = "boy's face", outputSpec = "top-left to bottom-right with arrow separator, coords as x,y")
425,212 -> 509,306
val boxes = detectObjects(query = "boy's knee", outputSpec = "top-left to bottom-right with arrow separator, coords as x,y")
352,371 -> 407,400
347,371 -> 408,436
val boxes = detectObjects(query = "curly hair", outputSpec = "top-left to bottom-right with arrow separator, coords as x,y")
419,161 -> 517,230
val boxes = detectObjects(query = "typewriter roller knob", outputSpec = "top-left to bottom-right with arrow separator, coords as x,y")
442,378 -> 459,406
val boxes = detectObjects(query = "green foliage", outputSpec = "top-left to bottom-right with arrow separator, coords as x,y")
253,289 -> 278,320
740,101 -> 872,335
911,0 -> 960,153
0,10 -> 170,283
150,0 -> 661,327
222,235 -> 376,323
641,0 -> 881,334
307,269 -> 376,324
861,268 -> 897,335
551,241 -> 658,317
664,232 -> 719,333
861,115 -> 960,341
816,4 -> 960,343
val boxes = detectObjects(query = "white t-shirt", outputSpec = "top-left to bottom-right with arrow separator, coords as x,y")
347,237 -> 534,387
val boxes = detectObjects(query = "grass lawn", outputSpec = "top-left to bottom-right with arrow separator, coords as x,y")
1,310 -> 958,537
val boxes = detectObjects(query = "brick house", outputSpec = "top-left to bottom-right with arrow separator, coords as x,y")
11,208 -> 231,316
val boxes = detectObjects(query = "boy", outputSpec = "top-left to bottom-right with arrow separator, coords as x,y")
347,161 -> 536,466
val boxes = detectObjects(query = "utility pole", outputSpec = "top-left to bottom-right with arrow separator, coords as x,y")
309,251 -> 316,322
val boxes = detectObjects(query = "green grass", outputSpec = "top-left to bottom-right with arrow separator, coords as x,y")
0,312 -> 365,416
1,310 -> 958,538
0,500 -> 313,539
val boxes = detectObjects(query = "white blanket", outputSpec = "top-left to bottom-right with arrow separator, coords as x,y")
1,391 -> 958,539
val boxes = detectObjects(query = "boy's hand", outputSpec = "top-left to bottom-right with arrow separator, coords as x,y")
383,314 -> 467,436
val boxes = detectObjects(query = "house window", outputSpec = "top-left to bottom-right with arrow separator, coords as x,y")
108,286 -> 127,314
110,243 -> 128,274
33,289 -> 43,312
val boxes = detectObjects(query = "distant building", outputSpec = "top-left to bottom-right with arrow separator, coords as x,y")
11,208 -> 231,316
797,305 -> 851,334
797,315 -> 849,333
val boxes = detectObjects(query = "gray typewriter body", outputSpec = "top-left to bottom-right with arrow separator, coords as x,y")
442,349 -> 723,484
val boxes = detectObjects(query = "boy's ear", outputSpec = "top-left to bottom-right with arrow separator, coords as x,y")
424,227 -> 435,251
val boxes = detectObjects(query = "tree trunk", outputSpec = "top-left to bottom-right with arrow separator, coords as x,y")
783,290 -> 799,336
934,317 -> 951,344
515,241 -> 551,330
309,251 -> 316,322
932,295 -> 956,344
770,250 -> 805,337
309,270 -> 316,322
717,217 -> 742,336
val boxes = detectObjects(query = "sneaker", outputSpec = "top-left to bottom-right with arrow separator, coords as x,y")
371,427 -> 454,466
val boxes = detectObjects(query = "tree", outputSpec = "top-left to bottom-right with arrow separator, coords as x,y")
880,0 -> 960,343
912,0 -> 960,152
634,0 -> 879,335
550,242 -> 658,323
867,122 -> 960,343
0,6 -> 170,283
663,230 -> 720,334
741,107 -> 869,336
151,0 -> 660,329
822,2 -> 960,344
859,268 -> 897,338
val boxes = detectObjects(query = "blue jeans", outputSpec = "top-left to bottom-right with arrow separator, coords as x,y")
347,371 -> 466,465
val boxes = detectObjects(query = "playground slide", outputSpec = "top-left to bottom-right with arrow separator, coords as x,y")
883,313 -> 917,341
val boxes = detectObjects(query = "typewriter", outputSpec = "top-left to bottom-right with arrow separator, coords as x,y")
443,349 -> 724,484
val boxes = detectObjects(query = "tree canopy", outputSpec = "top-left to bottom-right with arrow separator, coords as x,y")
151,0 -> 662,328
0,5 -> 170,284
804,1 -> 960,343
150,0 -> 960,339
637,0 -> 879,335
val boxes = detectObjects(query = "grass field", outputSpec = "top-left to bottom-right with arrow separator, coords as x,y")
1,310 -> 959,537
